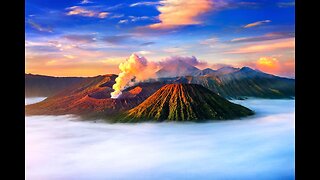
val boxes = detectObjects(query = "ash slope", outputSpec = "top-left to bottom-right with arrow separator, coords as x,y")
123,84 -> 254,122
25,74 -> 164,116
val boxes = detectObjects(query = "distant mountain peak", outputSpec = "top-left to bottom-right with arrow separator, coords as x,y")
239,66 -> 254,72
156,60 -> 200,78
216,66 -> 239,75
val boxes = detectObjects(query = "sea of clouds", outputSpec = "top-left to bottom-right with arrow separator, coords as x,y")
25,99 -> 295,180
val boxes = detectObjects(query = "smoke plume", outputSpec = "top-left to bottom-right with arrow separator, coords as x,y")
111,54 -> 210,98
159,56 -> 207,68
111,54 -> 158,98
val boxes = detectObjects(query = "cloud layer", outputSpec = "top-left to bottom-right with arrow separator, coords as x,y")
149,0 -> 213,29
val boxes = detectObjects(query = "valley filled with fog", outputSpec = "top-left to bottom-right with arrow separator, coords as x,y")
26,98 -> 294,180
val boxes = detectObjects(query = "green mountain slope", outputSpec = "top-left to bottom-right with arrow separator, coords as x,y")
121,84 -> 254,122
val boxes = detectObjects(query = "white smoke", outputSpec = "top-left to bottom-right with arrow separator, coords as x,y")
111,54 -> 159,98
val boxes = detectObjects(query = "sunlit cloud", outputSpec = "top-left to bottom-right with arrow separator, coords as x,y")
237,57 -> 295,77
226,38 -> 295,54
27,19 -> 53,33
26,0 -> 295,77
149,0 -> 213,29
257,57 -> 279,69
26,49 -> 122,76
136,50 -> 152,55
66,6 -> 109,18
46,60 -> 57,65
200,37 -> 219,47
243,20 -> 271,28
63,55 -> 76,59
98,12 -> 109,18
230,32 -> 295,43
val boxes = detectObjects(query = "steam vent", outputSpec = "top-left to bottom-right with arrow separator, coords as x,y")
121,84 -> 254,122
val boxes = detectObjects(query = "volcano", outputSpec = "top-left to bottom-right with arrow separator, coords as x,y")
121,84 -> 254,122
25,74 -> 164,116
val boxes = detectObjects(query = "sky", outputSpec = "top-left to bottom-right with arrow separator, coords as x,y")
25,0 -> 295,77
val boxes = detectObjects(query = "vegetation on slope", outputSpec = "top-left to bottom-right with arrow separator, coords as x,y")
121,84 -> 254,122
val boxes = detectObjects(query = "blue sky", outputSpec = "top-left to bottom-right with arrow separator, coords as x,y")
25,0 -> 295,77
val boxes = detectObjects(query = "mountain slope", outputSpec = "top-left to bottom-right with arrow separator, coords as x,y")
215,67 -> 240,75
25,74 -> 86,97
193,68 -> 217,76
25,75 -> 164,116
157,67 -> 295,99
122,84 -> 254,122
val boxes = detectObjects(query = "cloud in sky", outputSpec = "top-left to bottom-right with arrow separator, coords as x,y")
212,0 -> 261,10
130,1 -> 160,7
239,56 -> 295,77
25,0 -> 295,77
149,0 -> 213,29
105,3 -> 125,11
277,2 -> 295,8
103,35 -> 132,44
110,14 -> 124,19
243,20 -> 271,28
226,38 -> 294,54
118,19 -> 129,24
27,20 -> 53,33
63,34 -> 96,43
230,32 -> 295,43
80,0 -> 92,5
98,12 -> 109,18
129,16 -> 154,22
200,37 -> 219,47
136,50 -> 152,55
66,6 -> 109,18
140,42 -> 155,46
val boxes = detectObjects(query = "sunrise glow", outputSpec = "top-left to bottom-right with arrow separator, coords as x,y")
26,0 -> 295,78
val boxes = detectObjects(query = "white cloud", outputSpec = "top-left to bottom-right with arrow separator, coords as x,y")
80,0 -> 92,4
243,20 -> 271,28
118,19 -> 129,24
66,6 -> 108,18
130,1 -> 159,7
